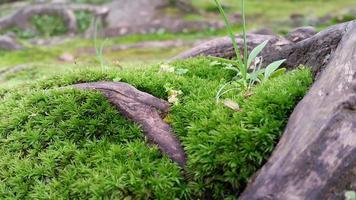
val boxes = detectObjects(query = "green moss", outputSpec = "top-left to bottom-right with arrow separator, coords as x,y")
0,11 -> 92,39
194,0 -> 356,20
75,11 -> 93,33
0,27 -> 36,39
0,89 -> 184,199
0,57 -> 312,199
31,14 -> 68,37
0,48 -> 61,71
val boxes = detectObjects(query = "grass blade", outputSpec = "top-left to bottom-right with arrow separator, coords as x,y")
264,59 -> 286,80
241,0 -> 248,81
213,0 -> 243,68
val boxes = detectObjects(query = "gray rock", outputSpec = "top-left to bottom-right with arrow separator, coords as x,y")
105,0 -> 165,29
58,53 -> 75,62
251,28 -> 275,36
286,26 -> 317,42
0,35 -> 23,50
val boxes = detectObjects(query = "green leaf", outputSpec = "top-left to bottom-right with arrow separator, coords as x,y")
264,59 -> 286,80
209,60 -> 221,66
224,66 -> 239,73
269,68 -> 286,79
247,69 -> 265,87
247,69 -> 264,82
113,77 -> 122,82
247,40 -> 268,67
258,73 -> 264,81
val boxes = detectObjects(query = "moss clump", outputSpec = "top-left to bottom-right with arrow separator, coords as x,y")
0,57 -> 312,199
0,27 -> 36,39
31,14 -> 68,37
75,11 -> 93,33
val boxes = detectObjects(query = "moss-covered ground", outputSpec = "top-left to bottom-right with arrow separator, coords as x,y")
0,56 -> 312,199
0,0 -> 351,199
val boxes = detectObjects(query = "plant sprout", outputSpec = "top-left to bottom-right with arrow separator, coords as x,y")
93,18 -> 109,72
213,0 -> 287,102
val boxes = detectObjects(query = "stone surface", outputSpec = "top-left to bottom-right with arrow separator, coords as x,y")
105,0 -> 165,29
58,53 -> 74,62
286,26 -> 317,42
251,28 -> 275,35
102,0 -> 224,37
0,35 -> 22,50
0,3 -> 109,35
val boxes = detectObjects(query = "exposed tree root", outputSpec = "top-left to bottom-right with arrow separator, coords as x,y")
171,20 -> 356,199
73,82 -> 187,167
238,21 -> 356,199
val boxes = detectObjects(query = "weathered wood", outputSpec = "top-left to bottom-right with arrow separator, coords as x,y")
0,3 -> 109,35
73,82 -> 186,167
239,20 -> 356,200
172,21 -> 353,76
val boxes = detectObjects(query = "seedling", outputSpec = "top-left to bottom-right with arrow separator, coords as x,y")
213,0 -> 286,102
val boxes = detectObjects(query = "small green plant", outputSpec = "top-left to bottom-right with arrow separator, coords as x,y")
0,27 -> 36,39
213,0 -> 286,101
75,11 -> 93,33
93,19 -> 109,72
31,14 -> 68,37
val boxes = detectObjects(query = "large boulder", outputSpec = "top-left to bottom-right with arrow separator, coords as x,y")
104,0 -> 166,30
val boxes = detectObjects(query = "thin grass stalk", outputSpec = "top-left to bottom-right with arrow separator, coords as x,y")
241,0 -> 248,82
216,81 -> 231,102
93,18 -> 108,72
213,0 -> 243,68
217,87 -> 241,99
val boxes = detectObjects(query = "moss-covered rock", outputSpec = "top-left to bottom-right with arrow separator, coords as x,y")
0,57 -> 312,199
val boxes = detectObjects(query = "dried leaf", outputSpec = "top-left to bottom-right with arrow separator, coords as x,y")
223,99 -> 241,111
